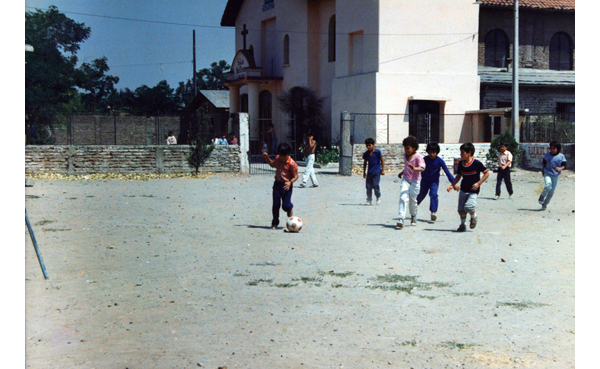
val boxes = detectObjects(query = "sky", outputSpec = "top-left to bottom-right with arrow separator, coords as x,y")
24,0 -> 236,90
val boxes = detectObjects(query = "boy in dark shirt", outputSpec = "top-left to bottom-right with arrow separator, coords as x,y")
447,143 -> 490,232
362,137 -> 385,205
417,143 -> 455,221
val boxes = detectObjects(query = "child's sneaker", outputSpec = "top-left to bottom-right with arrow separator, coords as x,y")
469,216 -> 478,229
538,195 -> 545,204
312,184 -> 319,188
430,213 -> 437,221
494,195 -> 499,200
365,199 -> 372,205
396,221 -> 404,229
299,183 -> 306,188
411,216 -> 417,226
376,197 -> 381,205
509,194 -> 513,199
287,209 -> 293,217
541,204 -> 547,210
457,224 -> 467,232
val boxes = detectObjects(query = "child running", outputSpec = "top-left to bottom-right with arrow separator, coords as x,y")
262,143 -> 299,229
494,141 -> 514,199
416,143 -> 455,222
538,141 -> 567,210
397,136 -> 425,229
447,142 -> 490,232
362,137 -> 385,205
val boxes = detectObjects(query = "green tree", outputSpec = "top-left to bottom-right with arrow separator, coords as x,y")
486,131 -> 522,169
187,111 -> 215,175
26,5 -> 91,119
75,56 -> 120,112
196,60 -> 231,90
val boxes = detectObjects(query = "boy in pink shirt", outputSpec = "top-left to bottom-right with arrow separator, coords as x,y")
397,136 -> 425,229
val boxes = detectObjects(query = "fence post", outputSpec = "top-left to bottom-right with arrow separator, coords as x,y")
339,111 -> 353,176
238,113 -> 250,174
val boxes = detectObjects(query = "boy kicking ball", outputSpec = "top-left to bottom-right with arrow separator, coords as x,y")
447,143 -> 490,232
263,143 -> 299,230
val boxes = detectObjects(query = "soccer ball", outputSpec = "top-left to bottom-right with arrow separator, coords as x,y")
286,216 -> 303,232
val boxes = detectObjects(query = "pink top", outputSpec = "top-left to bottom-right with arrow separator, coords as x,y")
403,152 -> 426,182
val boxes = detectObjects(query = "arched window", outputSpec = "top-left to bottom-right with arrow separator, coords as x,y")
484,29 -> 510,68
550,32 -> 573,71
283,34 -> 290,65
328,15 -> 336,62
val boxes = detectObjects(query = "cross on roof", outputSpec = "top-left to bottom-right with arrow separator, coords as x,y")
241,24 -> 248,50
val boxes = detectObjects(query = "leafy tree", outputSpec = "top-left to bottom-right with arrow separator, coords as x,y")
486,130 -> 522,169
75,56 -> 120,112
196,60 -> 231,90
26,5 -> 91,119
187,111 -> 215,175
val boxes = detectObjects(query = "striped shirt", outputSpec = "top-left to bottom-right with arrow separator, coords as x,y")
457,158 -> 488,194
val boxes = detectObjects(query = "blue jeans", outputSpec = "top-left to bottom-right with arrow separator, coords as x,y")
365,172 -> 381,202
417,180 -> 439,213
541,174 -> 559,206
272,181 -> 293,227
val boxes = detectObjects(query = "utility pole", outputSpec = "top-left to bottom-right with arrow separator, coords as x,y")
512,0 -> 520,142
193,30 -> 197,97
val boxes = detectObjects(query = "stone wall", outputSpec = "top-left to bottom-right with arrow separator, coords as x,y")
519,143 -> 575,171
25,145 -> 241,175
352,143 -> 491,173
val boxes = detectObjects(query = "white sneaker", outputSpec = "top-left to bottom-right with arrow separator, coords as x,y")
365,201 -> 372,206
376,197 -> 381,205
494,195 -> 499,200
411,216 -> 417,226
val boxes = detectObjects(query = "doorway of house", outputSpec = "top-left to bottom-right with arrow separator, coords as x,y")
409,100 -> 440,143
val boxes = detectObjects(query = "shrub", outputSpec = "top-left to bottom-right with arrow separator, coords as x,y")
485,131 -> 522,170
315,146 -> 340,165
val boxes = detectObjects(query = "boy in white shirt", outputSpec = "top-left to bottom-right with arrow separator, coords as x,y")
494,142 -> 513,199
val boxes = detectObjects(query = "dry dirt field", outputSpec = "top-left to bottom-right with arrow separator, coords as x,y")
24,167 -> 576,368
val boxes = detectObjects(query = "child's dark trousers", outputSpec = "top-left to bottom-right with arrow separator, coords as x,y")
272,181 -> 294,227
495,167 -> 513,196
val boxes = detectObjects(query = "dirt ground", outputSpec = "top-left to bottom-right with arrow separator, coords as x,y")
24,167 -> 576,368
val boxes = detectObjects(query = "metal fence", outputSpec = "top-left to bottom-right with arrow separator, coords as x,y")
521,113 -> 575,143
248,153 -> 302,175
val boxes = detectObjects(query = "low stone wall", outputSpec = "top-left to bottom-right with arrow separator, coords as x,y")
519,143 -> 575,171
25,145 -> 241,175
352,143 -> 491,172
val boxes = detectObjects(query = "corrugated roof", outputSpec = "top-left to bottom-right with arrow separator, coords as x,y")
478,0 -> 574,10
478,66 -> 575,86
198,90 -> 230,108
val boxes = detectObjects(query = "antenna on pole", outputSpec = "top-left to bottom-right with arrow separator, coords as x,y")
193,29 -> 197,97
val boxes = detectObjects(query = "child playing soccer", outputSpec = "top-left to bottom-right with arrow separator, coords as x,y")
362,138 -> 385,205
416,143 -> 455,221
263,143 -> 299,229
397,136 -> 425,229
494,141 -> 513,200
538,141 -> 567,210
447,142 -> 490,232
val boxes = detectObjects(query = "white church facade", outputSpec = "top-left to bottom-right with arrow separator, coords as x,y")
220,0 -> 574,153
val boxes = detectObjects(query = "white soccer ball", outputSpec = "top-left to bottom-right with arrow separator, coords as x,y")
286,216 -> 303,232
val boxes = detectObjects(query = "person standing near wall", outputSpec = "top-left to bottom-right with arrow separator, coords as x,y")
300,132 -> 319,188
167,131 -> 177,145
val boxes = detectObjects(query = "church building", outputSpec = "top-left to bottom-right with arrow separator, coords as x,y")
220,0 -> 574,151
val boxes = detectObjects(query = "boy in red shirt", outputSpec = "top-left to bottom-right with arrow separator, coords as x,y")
263,143 -> 299,229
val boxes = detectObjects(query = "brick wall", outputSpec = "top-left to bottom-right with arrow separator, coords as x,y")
25,145 -> 241,175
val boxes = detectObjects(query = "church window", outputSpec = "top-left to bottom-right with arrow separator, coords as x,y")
484,29 -> 509,68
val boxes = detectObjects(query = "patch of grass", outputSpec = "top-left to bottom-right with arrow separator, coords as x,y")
439,341 -> 481,350
331,283 -> 344,288
26,195 -> 41,199
274,283 -> 299,288
452,291 -> 490,297
250,262 -> 281,266
318,270 -> 355,278
375,274 -> 419,283
141,195 -> 155,198
400,340 -> 417,347
44,228 -> 72,232
233,272 -> 250,277
67,197 -> 78,200
497,300 -> 549,310
415,294 -> 437,300
246,278 -> 273,286
35,220 -> 55,226
293,276 -> 323,284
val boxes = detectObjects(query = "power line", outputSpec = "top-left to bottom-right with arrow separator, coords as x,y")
380,35 -> 475,65
109,61 -> 191,68
25,6 -> 476,37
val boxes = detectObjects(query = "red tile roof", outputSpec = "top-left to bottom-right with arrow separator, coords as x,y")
479,0 -> 574,10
